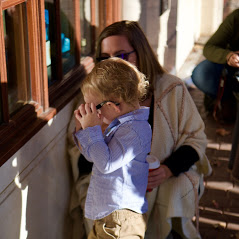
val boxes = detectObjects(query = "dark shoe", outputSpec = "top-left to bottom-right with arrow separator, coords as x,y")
204,94 -> 236,123
203,94 -> 215,113
220,95 -> 237,123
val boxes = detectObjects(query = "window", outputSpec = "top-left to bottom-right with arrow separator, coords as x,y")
4,4 -> 31,114
45,0 -> 77,85
0,0 -> 122,166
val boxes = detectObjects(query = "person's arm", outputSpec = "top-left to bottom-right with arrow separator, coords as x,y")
163,145 -> 199,176
147,146 -> 199,189
203,9 -> 239,64
75,124 -> 144,174
74,103 -> 151,174
226,51 -> 239,68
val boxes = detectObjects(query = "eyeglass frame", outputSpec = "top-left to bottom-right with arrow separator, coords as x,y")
96,101 -> 120,110
96,50 -> 135,62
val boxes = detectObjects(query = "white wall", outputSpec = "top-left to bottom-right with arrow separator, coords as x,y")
200,0 -> 224,36
176,0 -> 201,73
0,100 -> 75,239
122,0 -> 224,74
176,0 -> 223,73
122,0 -> 141,21
157,8 -> 171,67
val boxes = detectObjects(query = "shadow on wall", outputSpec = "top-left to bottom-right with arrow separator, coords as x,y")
163,0 -> 177,74
138,0 -> 160,60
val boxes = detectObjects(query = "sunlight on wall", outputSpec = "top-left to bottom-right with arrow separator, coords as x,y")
20,186 -> 28,239
84,0 -> 91,23
48,117 -> 54,126
14,170 -> 29,239
12,157 -> 18,167
122,0 -> 141,21
158,9 -> 170,66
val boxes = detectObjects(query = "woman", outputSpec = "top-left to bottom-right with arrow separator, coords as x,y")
68,21 -> 212,239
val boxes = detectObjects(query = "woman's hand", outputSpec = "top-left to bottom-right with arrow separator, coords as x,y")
81,56 -> 95,74
147,164 -> 173,189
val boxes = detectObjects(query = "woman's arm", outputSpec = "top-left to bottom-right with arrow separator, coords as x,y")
163,145 -> 199,176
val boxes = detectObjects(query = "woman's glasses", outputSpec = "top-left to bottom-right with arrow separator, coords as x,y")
96,50 -> 135,62
96,101 -> 120,110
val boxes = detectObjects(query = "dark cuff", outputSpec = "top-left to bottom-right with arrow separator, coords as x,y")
163,145 -> 199,176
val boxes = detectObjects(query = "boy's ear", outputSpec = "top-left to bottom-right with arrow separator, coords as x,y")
107,102 -> 120,113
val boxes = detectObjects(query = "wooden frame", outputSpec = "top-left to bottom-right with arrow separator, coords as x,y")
0,1 -> 9,123
98,0 -> 121,33
0,0 -> 122,166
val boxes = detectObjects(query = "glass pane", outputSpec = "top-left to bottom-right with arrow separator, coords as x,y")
45,0 -> 76,86
4,4 -> 31,115
60,0 -> 76,75
80,0 -> 92,57
45,0 -> 55,85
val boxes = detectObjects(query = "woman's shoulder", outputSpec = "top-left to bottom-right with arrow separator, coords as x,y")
155,73 -> 184,93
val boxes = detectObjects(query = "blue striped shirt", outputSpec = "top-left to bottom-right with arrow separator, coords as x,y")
74,107 -> 152,220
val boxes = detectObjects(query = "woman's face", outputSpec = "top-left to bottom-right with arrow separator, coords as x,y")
100,35 -> 138,66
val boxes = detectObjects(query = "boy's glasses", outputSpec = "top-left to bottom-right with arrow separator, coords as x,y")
96,50 -> 135,62
96,101 -> 120,110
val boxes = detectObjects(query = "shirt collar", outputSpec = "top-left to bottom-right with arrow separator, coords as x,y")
104,107 -> 150,136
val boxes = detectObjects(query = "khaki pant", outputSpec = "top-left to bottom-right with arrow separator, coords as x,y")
88,209 -> 147,239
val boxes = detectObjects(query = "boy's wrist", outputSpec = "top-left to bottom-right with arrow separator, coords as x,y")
75,125 -> 82,132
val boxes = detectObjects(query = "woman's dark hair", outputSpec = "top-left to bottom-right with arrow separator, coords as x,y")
95,21 -> 165,94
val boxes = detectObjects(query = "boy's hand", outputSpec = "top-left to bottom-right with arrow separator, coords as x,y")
74,103 -> 102,130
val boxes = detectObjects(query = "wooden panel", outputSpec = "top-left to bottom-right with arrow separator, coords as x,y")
74,0 -> 81,64
38,0 -> 49,110
115,0 -> 121,22
105,0 -> 113,26
26,0 -> 42,104
0,1 -> 10,122
98,0 -> 105,33
15,5 -> 29,102
2,0 -> 25,10
90,0 -> 96,53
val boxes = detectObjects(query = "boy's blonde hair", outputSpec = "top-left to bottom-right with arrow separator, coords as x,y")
81,58 -> 149,105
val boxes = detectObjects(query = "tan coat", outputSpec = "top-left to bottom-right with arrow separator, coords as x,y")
146,73 -> 212,239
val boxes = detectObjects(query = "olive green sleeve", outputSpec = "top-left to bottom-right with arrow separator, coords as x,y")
203,10 -> 238,64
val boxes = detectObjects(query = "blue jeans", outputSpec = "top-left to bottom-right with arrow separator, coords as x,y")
191,60 -> 234,100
